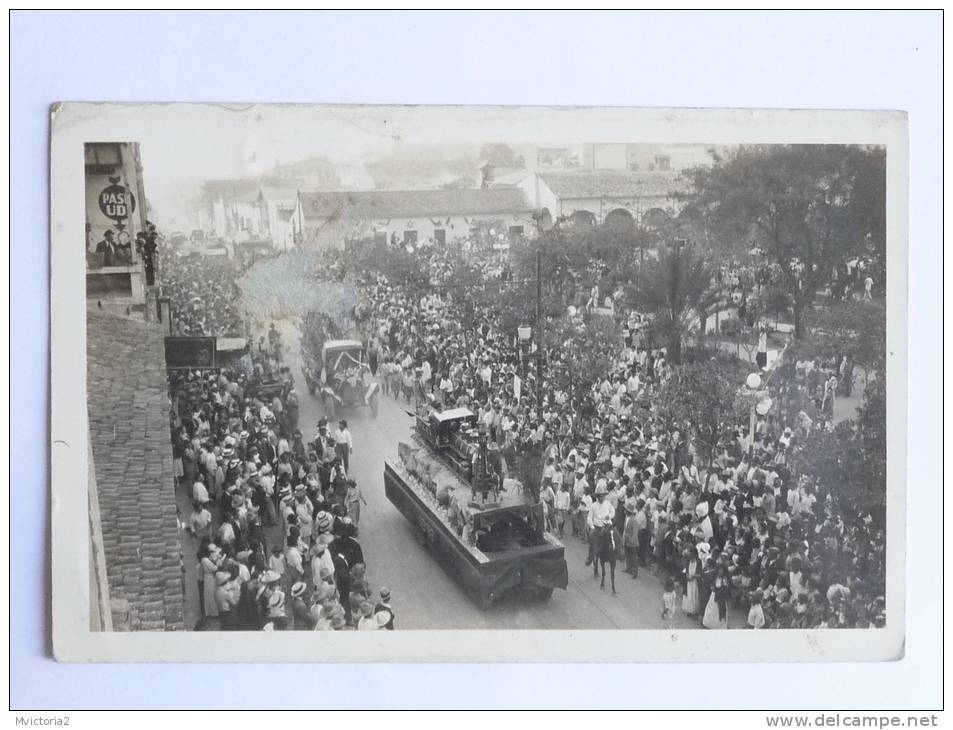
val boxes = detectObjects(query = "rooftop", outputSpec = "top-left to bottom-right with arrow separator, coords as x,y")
538,170 -> 688,200
87,309 -> 185,631
298,187 -> 531,220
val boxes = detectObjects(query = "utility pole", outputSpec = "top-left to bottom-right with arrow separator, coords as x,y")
536,249 -> 543,425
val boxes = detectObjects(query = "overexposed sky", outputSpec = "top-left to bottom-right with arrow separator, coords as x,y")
68,102 -> 720,180
65,103 -> 843,227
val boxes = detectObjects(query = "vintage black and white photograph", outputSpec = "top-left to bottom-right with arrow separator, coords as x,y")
50,103 -> 907,661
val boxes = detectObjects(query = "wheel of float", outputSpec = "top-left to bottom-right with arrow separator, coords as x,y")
535,587 -> 554,602
307,384 -> 316,396
325,395 -> 336,420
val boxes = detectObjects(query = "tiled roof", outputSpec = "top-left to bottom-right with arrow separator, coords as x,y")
87,310 -> 185,631
259,185 -> 299,205
298,188 -> 531,220
538,170 -> 687,200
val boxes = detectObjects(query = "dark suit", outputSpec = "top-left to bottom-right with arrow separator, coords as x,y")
259,441 -> 277,466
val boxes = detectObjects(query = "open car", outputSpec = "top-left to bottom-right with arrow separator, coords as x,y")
317,339 -> 380,418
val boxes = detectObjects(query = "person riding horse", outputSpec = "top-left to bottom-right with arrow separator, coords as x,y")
585,483 -> 621,593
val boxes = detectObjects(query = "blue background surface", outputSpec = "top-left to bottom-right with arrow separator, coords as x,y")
11,10 -> 942,709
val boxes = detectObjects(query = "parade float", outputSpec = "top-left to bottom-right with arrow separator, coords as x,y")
384,407 -> 568,608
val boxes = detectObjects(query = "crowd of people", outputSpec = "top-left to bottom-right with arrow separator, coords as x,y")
160,250 -> 247,337
157,229 -> 883,632
344,244 -> 885,630
164,251 -> 394,632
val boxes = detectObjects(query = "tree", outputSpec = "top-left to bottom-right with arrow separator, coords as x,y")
775,298 -> 886,399
761,286 -> 792,328
640,245 -> 719,364
657,357 -> 747,467
546,313 -> 620,410
791,377 -> 886,527
683,145 -> 886,338
805,299 -> 886,387
478,143 -> 524,169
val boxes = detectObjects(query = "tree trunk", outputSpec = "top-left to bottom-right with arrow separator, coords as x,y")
793,303 -> 805,339
669,335 -> 682,365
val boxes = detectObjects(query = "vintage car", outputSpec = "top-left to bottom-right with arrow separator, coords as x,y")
384,407 -> 568,608
316,339 -> 380,418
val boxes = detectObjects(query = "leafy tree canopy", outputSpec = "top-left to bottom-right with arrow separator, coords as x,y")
681,144 -> 886,337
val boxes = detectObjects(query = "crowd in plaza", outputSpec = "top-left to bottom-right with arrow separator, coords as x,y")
156,225 -> 884,631
346,243 -> 885,630
162,250 -> 394,632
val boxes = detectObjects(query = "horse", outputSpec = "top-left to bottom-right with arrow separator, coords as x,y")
587,525 -> 622,594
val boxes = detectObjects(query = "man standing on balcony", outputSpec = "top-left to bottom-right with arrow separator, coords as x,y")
95,229 -> 116,266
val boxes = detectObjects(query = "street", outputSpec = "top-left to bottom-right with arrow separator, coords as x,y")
270,321 -> 710,631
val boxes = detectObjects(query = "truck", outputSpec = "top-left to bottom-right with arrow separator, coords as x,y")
384,407 -> 568,609
307,339 -> 380,418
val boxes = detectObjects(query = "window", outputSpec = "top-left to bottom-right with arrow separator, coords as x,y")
85,143 -> 122,174
433,228 -> 446,246
508,225 -> 524,239
403,230 -> 418,245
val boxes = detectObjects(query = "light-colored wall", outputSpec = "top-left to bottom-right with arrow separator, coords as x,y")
297,210 -> 537,250
582,143 -> 628,171
260,198 -> 296,250
525,175 -> 681,226
556,194 -> 679,223
519,173 -> 559,216
85,143 -> 148,252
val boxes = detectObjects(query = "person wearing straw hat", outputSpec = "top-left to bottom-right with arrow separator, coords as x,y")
293,484 -> 314,543
356,601 -> 377,631
289,582 -> 313,630
310,535 -> 335,589
214,567 -> 240,631
374,587 -> 395,630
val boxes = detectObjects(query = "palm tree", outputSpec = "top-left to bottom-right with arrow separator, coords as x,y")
641,244 -> 719,364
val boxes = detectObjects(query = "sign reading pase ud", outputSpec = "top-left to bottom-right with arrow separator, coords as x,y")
164,336 -> 217,370
98,176 -> 136,227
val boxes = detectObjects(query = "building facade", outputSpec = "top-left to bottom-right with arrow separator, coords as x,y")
291,188 -> 536,250
518,169 -> 687,229
85,142 -> 150,302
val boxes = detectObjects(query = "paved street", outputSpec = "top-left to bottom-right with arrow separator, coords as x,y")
271,321 -> 718,631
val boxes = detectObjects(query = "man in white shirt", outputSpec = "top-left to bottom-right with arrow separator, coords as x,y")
626,371 -> 640,396
586,484 -> 616,573
334,420 -> 353,473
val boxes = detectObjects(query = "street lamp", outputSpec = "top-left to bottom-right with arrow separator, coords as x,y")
743,372 -> 764,454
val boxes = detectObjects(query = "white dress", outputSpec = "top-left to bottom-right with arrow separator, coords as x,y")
682,560 -> 701,615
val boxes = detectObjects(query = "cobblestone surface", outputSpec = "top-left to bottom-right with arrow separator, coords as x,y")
87,310 -> 185,631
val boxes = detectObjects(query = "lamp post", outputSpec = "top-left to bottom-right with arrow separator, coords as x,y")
517,323 -> 532,386
743,372 -> 773,455
744,372 -> 762,455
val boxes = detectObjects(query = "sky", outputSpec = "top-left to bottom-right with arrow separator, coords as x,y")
64,103 -> 719,228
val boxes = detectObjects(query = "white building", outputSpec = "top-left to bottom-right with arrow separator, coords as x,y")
256,186 -> 298,251
201,179 -> 264,242
518,169 -> 688,230
291,188 -> 536,250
